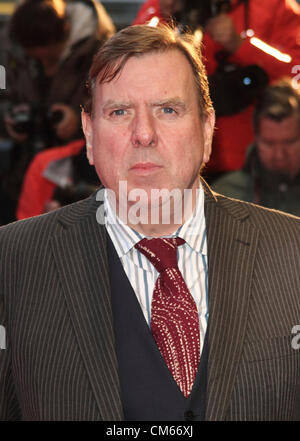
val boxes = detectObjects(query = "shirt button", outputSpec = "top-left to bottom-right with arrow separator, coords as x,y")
184,410 -> 195,421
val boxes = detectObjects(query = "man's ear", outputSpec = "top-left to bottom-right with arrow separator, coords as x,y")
202,110 -> 215,165
81,110 -> 94,165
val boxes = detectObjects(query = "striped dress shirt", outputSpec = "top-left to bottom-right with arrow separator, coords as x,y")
104,185 -> 209,355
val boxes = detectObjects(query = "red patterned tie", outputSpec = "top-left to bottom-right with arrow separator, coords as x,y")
135,237 -> 200,397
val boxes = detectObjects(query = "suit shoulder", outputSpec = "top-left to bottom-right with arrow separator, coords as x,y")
0,195 -> 94,247
215,192 -> 300,237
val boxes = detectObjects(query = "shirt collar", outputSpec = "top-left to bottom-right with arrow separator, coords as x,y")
177,185 -> 207,255
104,185 -> 207,258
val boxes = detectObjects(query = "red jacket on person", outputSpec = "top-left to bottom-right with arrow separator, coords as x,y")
17,139 -> 85,220
133,0 -> 300,173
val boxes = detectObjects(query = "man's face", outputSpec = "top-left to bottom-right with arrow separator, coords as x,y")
82,49 -> 214,208
159,0 -> 184,18
256,115 -> 300,178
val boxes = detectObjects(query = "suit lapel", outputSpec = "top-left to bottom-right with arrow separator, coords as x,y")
51,196 -> 123,420
204,190 -> 259,420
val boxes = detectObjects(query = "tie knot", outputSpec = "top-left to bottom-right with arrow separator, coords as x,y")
135,237 -> 185,273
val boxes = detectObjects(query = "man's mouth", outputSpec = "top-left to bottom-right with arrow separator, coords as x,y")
130,162 -> 163,175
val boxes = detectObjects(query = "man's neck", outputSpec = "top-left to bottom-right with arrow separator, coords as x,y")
116,186 -> 199,237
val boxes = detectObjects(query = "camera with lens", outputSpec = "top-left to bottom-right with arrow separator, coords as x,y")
175,0 -> 231,31
8,104 -> 63,152
209,53 -> 269,117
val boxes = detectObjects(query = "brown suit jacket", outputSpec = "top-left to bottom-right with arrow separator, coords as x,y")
0,187 -> 300,420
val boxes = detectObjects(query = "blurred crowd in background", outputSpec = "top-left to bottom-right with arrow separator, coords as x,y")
0,0 -> 300,225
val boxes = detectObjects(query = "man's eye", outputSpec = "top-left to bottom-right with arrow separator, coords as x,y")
111,109 -> 127,116
162,107 -> 176,114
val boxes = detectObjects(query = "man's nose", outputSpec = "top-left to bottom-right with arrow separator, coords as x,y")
131,110 -> 158,147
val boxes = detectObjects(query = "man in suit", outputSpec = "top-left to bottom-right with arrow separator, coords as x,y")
0,24 -> 299,421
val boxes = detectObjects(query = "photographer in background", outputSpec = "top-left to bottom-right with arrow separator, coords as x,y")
212,79 -> 300,216
1,0 -> 114,224
133,0 -> 300,177
5,0 -> 114,149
